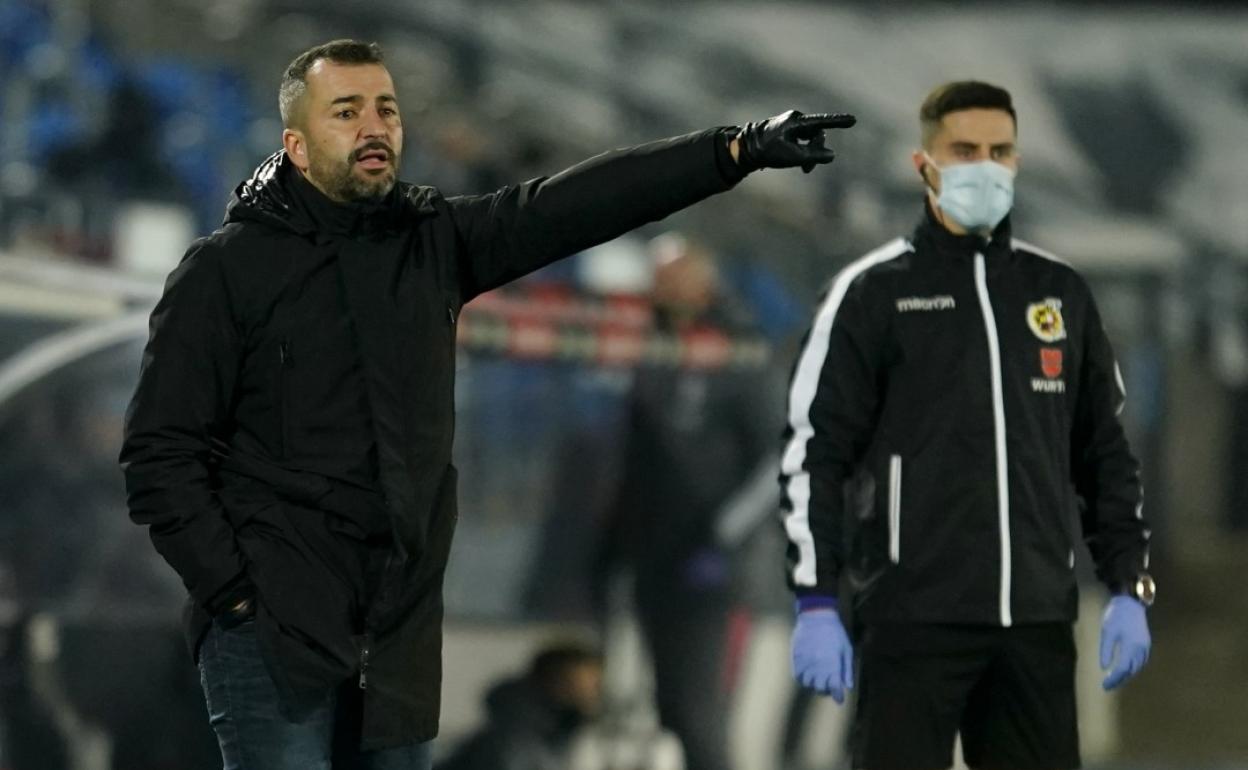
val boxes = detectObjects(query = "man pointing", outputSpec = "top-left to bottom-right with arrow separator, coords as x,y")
120,38 -> 854,770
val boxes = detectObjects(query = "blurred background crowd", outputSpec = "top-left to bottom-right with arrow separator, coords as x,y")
0,0 -> 1246,768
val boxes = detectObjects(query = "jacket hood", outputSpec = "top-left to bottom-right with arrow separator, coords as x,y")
223,149 -> 437,237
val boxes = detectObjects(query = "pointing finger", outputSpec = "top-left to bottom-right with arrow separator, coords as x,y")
796,112 -> 857,130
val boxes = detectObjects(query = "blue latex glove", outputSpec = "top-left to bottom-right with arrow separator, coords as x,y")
1099,595 -> 1151,691
792,602 -> 854,703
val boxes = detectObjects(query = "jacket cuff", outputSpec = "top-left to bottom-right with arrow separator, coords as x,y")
205,572 -> 256,617
795,594 -> 839,614
714,128 -> 749,186
1101,556 -> 1146,597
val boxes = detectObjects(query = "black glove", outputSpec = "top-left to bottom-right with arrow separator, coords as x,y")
736,110 -> 856,173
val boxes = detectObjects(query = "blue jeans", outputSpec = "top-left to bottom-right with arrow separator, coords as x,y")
198,619 -> 432,770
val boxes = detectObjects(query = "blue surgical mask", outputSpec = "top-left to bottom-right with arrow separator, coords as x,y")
925,154 -> 1015,233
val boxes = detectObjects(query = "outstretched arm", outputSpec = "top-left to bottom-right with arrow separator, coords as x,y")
448,111 -> 855,301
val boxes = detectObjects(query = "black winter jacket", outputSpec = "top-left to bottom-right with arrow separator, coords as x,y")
120,128 -> 742,749
780,206 -> 1150,627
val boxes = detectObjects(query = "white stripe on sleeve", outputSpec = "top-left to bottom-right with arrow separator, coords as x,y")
781,238 -> 911,587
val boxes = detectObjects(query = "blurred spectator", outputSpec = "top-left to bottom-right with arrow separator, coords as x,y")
596,234 -> 781,770
46,78 -> 182,204
436,642 -> 605,770
0,364 -> 217,770
43,78 -> 187,262
1208,290 -> 1248,533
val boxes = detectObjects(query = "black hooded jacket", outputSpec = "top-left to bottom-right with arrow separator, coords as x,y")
120,128 -> 742,749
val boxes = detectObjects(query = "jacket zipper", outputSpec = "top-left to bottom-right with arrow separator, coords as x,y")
888,454 -> 902,564
973,253 -> 1013,627
359,548 -> 397,690
278,340 -> 292,459
359,632 -> 371,689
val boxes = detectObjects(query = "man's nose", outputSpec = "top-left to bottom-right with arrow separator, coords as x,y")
360,109 -> 389,139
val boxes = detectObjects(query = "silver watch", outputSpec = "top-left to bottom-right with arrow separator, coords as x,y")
1130,573 -> 1156,607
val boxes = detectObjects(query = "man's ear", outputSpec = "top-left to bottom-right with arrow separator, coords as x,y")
912,149 -> 934,190
283,128 -> 309,171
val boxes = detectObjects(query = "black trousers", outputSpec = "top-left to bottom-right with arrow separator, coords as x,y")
635,588 -> 736,770
853,622 -> 1080,770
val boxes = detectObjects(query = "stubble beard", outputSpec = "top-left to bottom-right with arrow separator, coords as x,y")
308,148 -> 398,204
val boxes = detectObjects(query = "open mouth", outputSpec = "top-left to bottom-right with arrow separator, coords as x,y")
355,147 -> 392,170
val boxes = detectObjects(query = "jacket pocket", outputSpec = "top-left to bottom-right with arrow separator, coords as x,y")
888,454 -> 902,564
277,339 -> 292,460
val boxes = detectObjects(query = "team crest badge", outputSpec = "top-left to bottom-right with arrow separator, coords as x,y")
1040,347 -> 1063,379
1026,298 -> 1066,342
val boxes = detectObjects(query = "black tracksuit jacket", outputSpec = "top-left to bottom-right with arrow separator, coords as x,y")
780,206 -> 1150,627
120,129 -> 743,749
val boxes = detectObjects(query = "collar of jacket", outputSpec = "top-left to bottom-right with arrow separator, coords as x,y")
910,197 -> 1013,263
222,149 -> 437,241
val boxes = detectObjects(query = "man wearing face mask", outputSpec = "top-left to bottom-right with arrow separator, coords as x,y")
780,81 -> 1154,770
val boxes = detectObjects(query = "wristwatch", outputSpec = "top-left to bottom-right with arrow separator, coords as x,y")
1127,572 -> 1156,607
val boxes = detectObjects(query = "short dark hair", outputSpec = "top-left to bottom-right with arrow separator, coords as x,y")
279,39 -> 385,128
920,81 -> 1016,147
528,642 -> 602,689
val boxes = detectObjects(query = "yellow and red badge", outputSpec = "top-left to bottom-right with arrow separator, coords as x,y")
1026,298 -> 1066,343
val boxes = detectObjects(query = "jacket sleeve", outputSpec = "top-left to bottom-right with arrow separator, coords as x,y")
780,276 -> 887,597
445,128 -> 741,302
119,241 -> 250,612
1071,289 -> 1150,591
